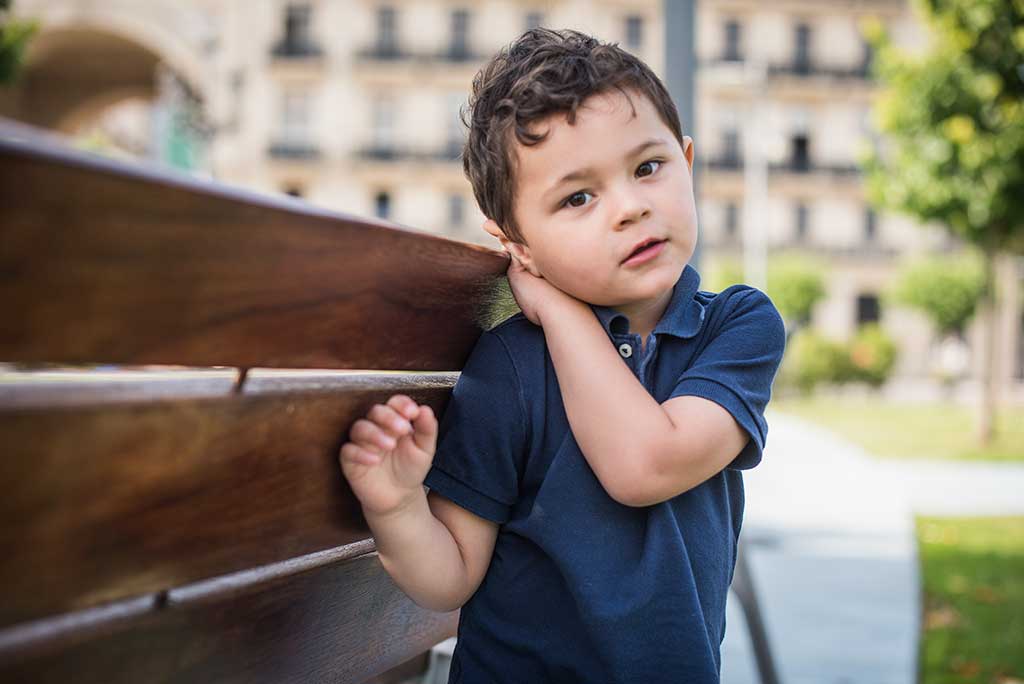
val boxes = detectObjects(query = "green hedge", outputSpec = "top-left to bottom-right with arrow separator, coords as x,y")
778,325 -> 899,395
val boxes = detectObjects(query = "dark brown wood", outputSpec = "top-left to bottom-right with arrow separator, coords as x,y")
366,652 -> 431,684
0,370 -> 457,628
0,120 -> 489,683
0,129 -> 517,371
0,546 -> 458,684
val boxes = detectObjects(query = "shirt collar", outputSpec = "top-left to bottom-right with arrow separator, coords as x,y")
589,263 -> 706,340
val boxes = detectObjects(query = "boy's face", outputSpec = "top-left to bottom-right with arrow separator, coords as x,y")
485,88 -> 697,311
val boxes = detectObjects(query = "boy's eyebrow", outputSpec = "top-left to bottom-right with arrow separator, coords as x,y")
545,137 -> 670,197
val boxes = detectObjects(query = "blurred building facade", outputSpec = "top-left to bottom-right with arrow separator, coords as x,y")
2,0 -> 1022,400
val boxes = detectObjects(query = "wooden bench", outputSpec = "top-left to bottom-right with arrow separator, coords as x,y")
0,119 -> 778,684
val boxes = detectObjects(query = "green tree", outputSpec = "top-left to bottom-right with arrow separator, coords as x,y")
768,255 -> 827,330
706,255 -> 826,333
861,0 -> 1024,444
0,1 -> 38,85
887,250 -> 987,335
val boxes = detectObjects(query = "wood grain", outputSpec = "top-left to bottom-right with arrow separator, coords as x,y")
0,134 -> 518,370
0,371 -> 458,628
0,547 -> 458,684
0,119 -> 482,684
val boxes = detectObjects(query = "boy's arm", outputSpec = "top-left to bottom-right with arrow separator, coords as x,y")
364,488 -> 499,613
540,297 -> 748,507
340,394 -> 500,613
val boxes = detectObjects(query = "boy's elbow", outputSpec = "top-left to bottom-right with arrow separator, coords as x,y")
601,457 -> 660,508
377,553 -> 471,614
612,488 -> 648,508
609,443 -> 700,508
612,480 -> 665,508
400,582 -> 470,613
615,478 -> 696,508
413,593 -> 467,613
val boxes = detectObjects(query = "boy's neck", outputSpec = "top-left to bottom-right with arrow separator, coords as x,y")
611,286 -> 675,345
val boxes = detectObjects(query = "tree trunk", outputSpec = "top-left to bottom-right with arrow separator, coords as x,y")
976,248 -> 999,446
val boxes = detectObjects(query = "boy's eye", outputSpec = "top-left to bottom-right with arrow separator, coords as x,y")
563,191 -> 593,209
559,160 -> 662,210
636,159 -> 663,177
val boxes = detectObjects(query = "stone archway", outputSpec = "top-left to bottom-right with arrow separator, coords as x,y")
0,1 -> 213,137
3,28 -> 166,133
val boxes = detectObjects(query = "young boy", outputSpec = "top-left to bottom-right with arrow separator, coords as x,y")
339,28 -> 786,684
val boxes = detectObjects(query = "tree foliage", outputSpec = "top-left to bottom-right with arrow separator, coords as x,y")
886,250 -> 987,334
705,255 -> 826,327
0,1 -> 38,85
862,0 -> 1022,443
861,0 -> 1024,254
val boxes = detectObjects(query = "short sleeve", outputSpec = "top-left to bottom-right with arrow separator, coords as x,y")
423,330 -> 528,523
668,288 -> 786,470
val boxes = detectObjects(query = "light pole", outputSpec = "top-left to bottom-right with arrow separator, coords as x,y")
742,59 -> 769,292
664,0 -> 698,270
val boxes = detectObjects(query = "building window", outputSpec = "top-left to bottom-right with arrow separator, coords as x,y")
794,23 -> 812,73
864,208 -> 877,242
372,96 -> 395,151
375,191 -> 391,219
281,91 -> 311,143
723,20 -> 743,61
448,193 -> 465,229
722,128 -> 741,166
446,92 -> 466,156
724,202 -> 738,241
526,11 -> 544,30
284,4 -> 313,49
450,9 -> 470,59
856,294 -> 880,326
625,16 -> 643,50
376,6 -> 397,54
795,203 -> 809,242
791,134 -> 810,171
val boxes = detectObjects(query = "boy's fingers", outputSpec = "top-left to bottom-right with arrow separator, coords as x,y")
411,405 -> 437,452
351,418 -> 397,451
368,404 -> 413,438
386,395 -> 419,421
340,442 -> 380,467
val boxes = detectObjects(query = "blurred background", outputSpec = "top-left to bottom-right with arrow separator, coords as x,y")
1,0 -> 1022,682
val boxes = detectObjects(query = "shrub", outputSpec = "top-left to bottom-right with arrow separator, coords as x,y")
847,323 -> 899,387
778,329 -> 852,395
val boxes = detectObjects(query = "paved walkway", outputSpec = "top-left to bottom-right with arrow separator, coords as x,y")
721,410 -> 1024,684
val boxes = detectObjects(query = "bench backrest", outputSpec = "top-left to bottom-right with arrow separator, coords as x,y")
0,119 -> 515,683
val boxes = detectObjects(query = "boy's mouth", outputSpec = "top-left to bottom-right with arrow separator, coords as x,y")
622,238 -> 667,264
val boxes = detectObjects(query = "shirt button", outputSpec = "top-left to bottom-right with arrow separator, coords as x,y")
618,343 -> 633,358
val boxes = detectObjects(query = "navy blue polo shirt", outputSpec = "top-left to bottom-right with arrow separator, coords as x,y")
422,263 -> 786,684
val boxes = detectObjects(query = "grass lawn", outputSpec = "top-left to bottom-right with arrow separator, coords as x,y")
916,516 -> 1024,684
771,397 -> 1024,462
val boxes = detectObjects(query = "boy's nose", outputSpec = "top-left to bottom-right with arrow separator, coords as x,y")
613,190 -> 652,228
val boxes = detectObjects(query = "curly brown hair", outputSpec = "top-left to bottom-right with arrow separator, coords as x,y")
460,28 -> 685,245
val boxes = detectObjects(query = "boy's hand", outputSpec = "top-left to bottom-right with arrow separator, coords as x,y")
339,395 -> 438,518
506,254 -> 582,327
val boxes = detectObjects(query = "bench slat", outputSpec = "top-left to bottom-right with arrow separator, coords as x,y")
0,133 -> 515,370
0,548 -> 458,684
0,371 -> 457,628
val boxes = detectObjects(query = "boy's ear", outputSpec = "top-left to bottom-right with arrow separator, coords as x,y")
483,219 -> 541,276
682,135 -> 695,171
